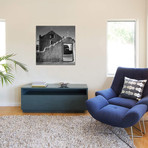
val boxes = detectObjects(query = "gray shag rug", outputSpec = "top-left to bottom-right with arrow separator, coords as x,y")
0,115 -> 135,148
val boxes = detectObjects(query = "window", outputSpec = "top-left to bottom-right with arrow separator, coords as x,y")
49,34 -> 54,39
63,43 -> 73,62
0,20 -> 6,56
64,44 -> 73,54
0,20 -> 6,72
107,21 -> 136,75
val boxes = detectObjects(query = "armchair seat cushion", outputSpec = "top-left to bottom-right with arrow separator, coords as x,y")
98,104 -> 129,126
108,97 -> 137,108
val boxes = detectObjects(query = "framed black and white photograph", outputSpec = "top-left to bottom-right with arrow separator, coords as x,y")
36,26 -> 75,65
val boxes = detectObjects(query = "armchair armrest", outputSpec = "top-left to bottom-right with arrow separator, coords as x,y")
121,104 -> 147,128
86,95 -> 109,118
95,88 -> 117,100
136,96 -> 148,107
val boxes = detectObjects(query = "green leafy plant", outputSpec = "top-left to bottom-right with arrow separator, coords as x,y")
0,54 -> 28,86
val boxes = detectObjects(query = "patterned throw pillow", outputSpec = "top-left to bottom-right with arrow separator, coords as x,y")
120,77 -> 147,101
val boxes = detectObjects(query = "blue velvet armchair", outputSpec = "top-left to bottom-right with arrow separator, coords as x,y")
86,67 -> 148,128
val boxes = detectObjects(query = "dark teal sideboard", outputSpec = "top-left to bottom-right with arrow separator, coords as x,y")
21,84 -> 88,113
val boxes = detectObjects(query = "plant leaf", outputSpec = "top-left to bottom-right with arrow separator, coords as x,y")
0,54 -> 15,62
0,63 -> 12,72
0,71 -> 14,86
7,59 -> 28,72
0,53 -> 28,86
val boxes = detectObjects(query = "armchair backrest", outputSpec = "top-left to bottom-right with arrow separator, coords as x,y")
111,67 -> 148,97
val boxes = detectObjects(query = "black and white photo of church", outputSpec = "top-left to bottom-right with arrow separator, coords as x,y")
36,26 -> 75,65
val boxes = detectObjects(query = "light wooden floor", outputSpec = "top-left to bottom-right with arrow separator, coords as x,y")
0,107 -> 148,148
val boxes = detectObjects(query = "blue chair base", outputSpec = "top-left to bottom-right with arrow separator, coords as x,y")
86,95 -> 147,128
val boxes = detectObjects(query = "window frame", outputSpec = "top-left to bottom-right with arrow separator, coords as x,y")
107,20 -> 137,76
0,19 -> 6,57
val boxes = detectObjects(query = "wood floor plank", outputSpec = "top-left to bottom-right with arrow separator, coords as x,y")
0,106 -> 89,116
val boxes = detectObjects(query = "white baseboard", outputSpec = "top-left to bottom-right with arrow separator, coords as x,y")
0,103 -> 21,106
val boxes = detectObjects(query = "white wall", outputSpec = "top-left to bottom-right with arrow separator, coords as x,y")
0,0 -> 146,106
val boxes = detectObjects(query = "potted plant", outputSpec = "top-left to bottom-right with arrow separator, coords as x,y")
0,54 -> 28,86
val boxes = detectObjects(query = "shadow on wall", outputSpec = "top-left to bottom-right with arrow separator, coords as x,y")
93,77 -> 114,97
100,77 -> 114,90
87,77 -> 113,100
